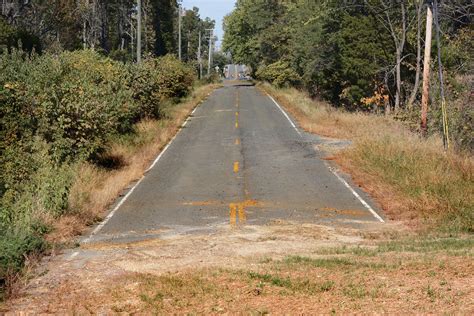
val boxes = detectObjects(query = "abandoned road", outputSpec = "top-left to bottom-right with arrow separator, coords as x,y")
81,81 -> 383,246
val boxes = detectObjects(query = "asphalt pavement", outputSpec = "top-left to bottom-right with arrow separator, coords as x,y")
88,80 -> 383,244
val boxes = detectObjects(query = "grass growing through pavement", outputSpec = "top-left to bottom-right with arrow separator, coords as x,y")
259,83 -> 473,233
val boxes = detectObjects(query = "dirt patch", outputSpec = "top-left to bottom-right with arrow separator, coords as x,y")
4,222 -> 473,314
4,222 -> 386,312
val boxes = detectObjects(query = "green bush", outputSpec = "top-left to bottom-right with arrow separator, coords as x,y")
0,50 -> 138,162
128,55 -> 195,119
256,61 -> 301,88
0,49 -> 196,297
0,230 -> 46,294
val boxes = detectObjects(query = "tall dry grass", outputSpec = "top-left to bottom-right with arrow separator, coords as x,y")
260,83 -> 473,233
47,84 -> 221,243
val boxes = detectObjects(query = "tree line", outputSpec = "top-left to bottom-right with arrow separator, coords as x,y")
0,0 -> 217,69
223,0 -> 472,150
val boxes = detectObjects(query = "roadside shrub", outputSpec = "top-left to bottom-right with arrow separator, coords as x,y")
128,55 -> 195,119
152,55 -> 195,101
256,61 -> 301,88
0,49 -> 196,297
38,50 -> 137,161
0,50 -> 138,163
0,229 -> 46,298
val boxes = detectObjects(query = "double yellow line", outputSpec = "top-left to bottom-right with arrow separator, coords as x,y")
229,202 -> 247,226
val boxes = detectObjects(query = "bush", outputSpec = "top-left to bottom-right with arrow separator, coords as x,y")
128,55 -> 195,119
0,49 -> 196,297
256,61 -> 301,88
0,50 -> 138,162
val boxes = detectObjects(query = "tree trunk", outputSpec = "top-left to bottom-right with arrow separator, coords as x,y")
395,48 -> 402,113
407,0 -> 423,109
394,1 -> 407,113
384,73 -> 391,115
83,20 -> 87,49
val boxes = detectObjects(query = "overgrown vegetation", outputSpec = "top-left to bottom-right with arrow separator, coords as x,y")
0,49 -> 196,298
223,0 -> 473,151
260,84 -> 473,233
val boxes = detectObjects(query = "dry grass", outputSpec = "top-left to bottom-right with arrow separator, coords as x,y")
11,239 -> 472,314
259,83 -> 474,233
46,84 -> 221,243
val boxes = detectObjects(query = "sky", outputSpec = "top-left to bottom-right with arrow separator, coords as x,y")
181,0 -> 236,49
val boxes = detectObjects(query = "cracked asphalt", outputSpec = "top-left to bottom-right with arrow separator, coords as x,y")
88,81 -> 383,244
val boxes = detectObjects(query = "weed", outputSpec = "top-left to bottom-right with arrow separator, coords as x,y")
315,237 -> 474,259
283,255 -> 353,268
343,283 -> 367,299
247,271 -> 335,295
426,285 -> 437,302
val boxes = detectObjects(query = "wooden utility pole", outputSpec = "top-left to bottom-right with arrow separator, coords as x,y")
178,5 -> 182,61
137,0 -> 142,63
198,31 -> 203,79
421,1 -> 433,135
207,29 -> 213,76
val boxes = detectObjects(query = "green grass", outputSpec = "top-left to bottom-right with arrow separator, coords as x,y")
315,237 -> 474,257
135,274 -> 219,311
281,255 -> 396,270
247,271 -> 335,295
283,256 -> 353,267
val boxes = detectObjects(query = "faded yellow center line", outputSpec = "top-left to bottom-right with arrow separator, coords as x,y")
233,161 -> 239,173
229,201 -> 251,226
229,203 -> 237,226
238,204 -> 246,222
235,138 -> 240,145
235,121 -> 239,128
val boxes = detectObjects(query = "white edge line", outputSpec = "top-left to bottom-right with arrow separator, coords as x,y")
267,94 -> 303,137
70,102 -> 205,255
328,166 -> 385,223
265,92 -> 384,223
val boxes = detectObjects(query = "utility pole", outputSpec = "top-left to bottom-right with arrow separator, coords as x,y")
178,4 -> 182,61
433,0 -> 450,150
137,0 -> 142,63
420,1 -> 433,135
207,29 -> 213,76
198,31 -> 203,79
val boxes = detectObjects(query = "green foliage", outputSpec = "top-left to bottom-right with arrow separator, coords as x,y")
256,61 -> 301,88
222,0 -> 285,71
0,230 -> 46,292
0,49 -> 195,296
128,55 -> 195,118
